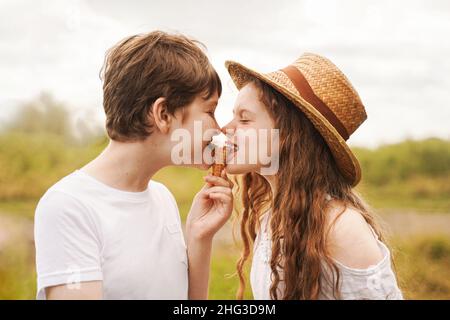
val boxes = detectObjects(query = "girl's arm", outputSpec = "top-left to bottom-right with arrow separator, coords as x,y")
185,170 -> 233,299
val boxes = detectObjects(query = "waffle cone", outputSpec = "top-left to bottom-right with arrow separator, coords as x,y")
212,146 -> 226,176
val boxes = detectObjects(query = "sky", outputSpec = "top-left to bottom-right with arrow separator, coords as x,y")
1,0 -> 449,147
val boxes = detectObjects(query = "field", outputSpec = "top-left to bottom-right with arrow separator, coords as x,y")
0,97 -> 449,299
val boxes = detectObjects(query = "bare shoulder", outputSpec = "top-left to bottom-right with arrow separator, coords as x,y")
325,201 -> 384,269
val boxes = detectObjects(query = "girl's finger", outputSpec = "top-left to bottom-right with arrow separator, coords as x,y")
200,181 -> 213,192
208,192 -> 232,204
204,175 -> 231,188
221,169 -> 234,189
206,186 -> 232,196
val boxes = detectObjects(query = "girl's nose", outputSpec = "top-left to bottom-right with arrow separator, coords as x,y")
221,121 -> 235,137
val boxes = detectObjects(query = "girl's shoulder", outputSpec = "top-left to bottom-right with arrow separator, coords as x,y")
325,202 -> 384,269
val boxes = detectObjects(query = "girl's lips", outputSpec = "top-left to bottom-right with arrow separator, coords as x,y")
208,139 -> 238,154
226,141 -> 239,153
208,136 -> 239,165
223,142 -> 239,164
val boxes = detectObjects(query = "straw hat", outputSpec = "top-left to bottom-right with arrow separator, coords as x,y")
225,53 -> 367,186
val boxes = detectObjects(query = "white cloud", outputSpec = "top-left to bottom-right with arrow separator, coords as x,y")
0,0 -> 449,146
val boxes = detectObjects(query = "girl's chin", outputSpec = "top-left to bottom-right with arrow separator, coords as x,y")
180,163 -> 211,171
225,163 -> 259,175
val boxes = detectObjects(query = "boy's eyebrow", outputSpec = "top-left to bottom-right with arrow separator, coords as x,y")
207,99 -> 219,108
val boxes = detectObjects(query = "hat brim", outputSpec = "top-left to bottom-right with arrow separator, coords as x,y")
225,60 -> 361,186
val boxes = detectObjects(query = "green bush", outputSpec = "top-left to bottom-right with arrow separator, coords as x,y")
354,138 -> 450,185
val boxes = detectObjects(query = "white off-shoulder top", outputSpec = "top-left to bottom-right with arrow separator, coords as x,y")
250,198 -> 404,300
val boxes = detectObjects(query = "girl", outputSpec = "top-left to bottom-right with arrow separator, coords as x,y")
222,53 -> 403,300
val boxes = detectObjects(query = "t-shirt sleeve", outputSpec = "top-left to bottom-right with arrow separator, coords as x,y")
34,190 -> 103,300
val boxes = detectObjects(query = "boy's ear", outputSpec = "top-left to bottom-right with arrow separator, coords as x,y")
151,97 -> 172,134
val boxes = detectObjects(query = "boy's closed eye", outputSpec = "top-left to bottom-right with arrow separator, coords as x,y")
205,102 -> 217,118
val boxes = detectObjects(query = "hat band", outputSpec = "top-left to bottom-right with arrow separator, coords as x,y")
281,65 -> 350,141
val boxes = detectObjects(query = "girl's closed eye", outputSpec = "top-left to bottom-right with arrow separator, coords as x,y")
237,109 -> 253,124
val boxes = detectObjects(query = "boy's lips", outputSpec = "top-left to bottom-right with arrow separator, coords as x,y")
208,140 -> 239,166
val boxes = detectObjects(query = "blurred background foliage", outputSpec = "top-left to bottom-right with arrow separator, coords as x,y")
0,94 -> 449,299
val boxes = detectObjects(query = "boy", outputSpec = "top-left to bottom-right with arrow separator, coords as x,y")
34,31 -> 233,299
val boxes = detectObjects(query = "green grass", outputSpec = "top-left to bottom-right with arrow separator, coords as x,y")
1,232 -> 448,299
0,241 -> 36,300
393,235 -> 450,299
209,243 -> 253,300
356,177 -> 450,213
0,199 -> 37,220
153,167 -> 205,221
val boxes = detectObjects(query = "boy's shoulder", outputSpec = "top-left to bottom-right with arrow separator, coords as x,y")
148,179 -> 169,192
148,180 -> 174,200
35,172 -> 180,220
35,171 -> 90,216
38,170 -> 86,203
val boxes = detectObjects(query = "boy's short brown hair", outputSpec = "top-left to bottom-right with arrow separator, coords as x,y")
100,31 -> 222,141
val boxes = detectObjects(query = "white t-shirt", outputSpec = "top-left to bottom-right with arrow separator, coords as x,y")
34,169 -> 188,300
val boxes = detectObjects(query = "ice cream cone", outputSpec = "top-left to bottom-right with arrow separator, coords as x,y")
212,146 -> 226,176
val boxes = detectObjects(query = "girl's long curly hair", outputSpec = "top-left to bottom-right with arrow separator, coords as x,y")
234,78 -> 387,300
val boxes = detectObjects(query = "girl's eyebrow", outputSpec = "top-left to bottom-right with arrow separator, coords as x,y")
233,107 -> 254,117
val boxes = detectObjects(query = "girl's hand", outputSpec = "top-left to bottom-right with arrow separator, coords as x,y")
186,169 -> 234,242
